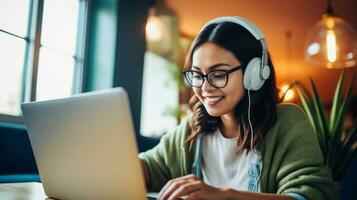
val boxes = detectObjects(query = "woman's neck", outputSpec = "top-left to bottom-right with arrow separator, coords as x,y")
220,112 -> 239,138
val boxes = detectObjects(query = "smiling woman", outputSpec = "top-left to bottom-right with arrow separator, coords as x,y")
139,16 -> 337,200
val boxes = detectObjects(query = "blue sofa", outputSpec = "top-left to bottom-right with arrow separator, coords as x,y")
0,122 -> 40,183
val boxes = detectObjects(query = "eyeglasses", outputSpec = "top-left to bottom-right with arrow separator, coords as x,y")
183,65 -> 242,88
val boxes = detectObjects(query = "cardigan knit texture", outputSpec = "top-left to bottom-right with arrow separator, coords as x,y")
139,104 -> 337,199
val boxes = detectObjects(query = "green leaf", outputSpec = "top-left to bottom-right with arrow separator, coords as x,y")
343,124 -> 357,148
329,130 -> 354,170
329,73 -> 355,174
294,81 -> 316,129
330,79 -> 353,153
330,72 -> 344,132
309,78 -> 329,155
331,125 -> 357,171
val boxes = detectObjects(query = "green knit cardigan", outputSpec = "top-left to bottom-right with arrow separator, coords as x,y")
139,104 -> 337,199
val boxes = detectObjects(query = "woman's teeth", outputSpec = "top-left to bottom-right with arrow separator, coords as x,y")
204,96 -> 223,103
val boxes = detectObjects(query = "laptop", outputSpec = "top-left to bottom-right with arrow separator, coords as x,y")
21,87 -> 157,200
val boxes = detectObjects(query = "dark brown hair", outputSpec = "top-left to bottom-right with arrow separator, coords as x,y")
185,22 -> 279,153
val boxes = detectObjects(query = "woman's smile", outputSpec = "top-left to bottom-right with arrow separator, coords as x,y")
203,96 -> 224,107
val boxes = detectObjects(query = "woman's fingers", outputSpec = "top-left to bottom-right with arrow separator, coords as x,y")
185,191 -> 203,200
160,174 -> 197,193
159,179 -> 187,200
158,174 -> 199,200
167,180 -> 203,200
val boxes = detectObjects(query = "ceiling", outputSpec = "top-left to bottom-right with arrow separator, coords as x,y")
165,0 -> 357,103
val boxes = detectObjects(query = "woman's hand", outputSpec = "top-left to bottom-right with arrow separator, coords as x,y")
157,174 -> 231,200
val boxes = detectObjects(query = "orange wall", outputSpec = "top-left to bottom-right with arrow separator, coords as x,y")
166,0 -> 357,103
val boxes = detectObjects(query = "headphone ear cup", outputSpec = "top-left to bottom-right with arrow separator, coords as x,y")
262,64 -> 271,80
243,57 -> 264,91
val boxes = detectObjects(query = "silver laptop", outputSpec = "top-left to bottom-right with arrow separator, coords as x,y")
21,87 -> 150,200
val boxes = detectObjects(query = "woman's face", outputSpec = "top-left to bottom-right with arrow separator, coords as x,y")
191,42 -> 245,117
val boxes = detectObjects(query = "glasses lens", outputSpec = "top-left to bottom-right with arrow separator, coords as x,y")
208,71 -> 227,88
185,71 -> 203,87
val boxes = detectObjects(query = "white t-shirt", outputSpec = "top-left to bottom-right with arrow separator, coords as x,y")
201,128 -> 261,192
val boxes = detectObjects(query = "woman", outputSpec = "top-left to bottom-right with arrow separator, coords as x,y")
139,16 -> 336,200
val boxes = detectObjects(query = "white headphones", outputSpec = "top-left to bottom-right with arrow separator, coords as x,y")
199,16 -> 270,91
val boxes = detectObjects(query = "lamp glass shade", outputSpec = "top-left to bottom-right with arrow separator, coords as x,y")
305,15 -> 357,68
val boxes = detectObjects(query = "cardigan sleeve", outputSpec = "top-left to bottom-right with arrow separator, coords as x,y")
138,117 -> 192,191
273,105 -> 337,200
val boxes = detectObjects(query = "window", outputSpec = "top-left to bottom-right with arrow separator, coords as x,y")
0,0 -> 30,116
141,51 -> 179,136
141,6 -> 180,137
0,0 -> 87,120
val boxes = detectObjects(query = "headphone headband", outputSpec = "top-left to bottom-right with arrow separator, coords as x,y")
200,16 -> 265,40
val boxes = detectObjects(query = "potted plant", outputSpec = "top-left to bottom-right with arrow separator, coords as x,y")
293,72 -> 356,181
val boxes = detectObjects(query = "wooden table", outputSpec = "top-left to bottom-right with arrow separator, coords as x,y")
0,182 -> 158,200
0,182 -> 50,200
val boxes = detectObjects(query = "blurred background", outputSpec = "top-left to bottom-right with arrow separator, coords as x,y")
0,0 -> 356,197
0,0 -> 356,137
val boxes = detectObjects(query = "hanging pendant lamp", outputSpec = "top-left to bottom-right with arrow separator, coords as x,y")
305,0 -> 357,68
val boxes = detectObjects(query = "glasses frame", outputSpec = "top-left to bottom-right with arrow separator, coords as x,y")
183,65 -> 242,88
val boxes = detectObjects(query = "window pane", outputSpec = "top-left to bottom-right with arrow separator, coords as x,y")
0,32 -> 26,115
140,52 -> 179,136
0,0 -> 30,37
41,0 -> 79,55
36,47 -> 74,101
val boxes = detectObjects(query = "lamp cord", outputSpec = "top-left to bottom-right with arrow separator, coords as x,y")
326,0 -> 335,15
